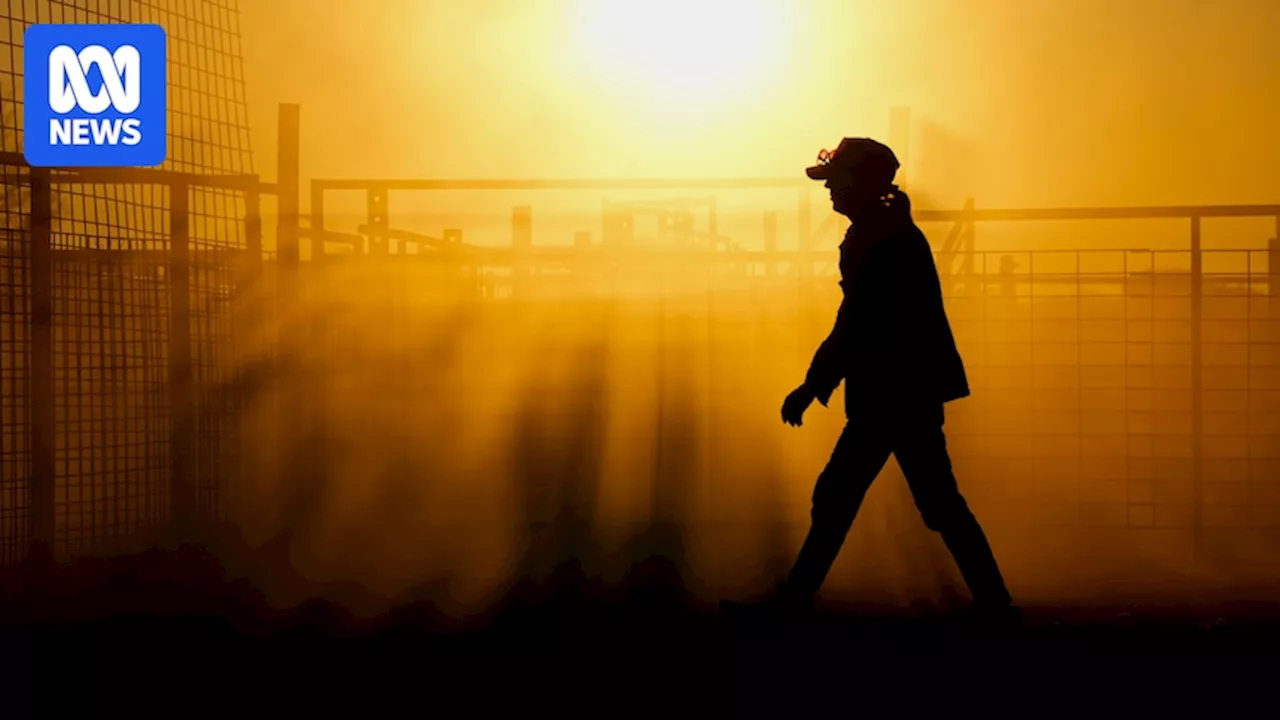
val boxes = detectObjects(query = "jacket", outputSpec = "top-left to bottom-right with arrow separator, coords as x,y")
803,190 -> 970,415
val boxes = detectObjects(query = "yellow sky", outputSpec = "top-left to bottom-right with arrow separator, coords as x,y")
238,0 -> 1280,212
224,0 -> 1280,604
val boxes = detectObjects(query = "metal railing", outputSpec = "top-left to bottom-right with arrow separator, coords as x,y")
0,104 -> 294,563
2,100 -> 1278,572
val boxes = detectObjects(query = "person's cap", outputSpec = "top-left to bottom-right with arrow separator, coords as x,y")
805,137 -> 900,183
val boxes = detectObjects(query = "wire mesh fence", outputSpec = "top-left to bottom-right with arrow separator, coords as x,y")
935,249 -> 1279,535
0,0 -> 254,563
279,201 -> 1280,580
0,0 -> 1272,587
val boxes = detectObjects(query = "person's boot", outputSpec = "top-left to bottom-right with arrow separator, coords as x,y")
956,598 -> 1022,627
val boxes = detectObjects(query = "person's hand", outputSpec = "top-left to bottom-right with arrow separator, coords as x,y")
781,385 -> 816,427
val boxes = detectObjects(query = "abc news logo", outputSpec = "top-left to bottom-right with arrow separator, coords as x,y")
48,44 -> 144,147
24,24 -> 167,168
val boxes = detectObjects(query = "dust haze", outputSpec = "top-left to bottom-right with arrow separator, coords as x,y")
209,0 -> 1280,614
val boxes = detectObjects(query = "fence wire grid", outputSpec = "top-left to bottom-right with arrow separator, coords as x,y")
0,0 -> 253,563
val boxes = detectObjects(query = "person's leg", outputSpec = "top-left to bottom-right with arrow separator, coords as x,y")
893,406 -> 1012,608
779,419 -> 892,604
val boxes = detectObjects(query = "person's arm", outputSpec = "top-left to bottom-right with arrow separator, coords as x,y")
803,296 -> 850,406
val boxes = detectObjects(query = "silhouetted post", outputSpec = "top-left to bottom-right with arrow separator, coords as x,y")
367,189 -> 388,255
310,183 -> 326,264
276,103 -> 301,410
944,197 -> 976,297
168,181 -> 195,543
999,255 -> 1018,298
1270,229 -> 1280,298
242,182 -> 264,360
439,228 -> 466,294
763,211 -> 777,278
1190,215 -> 1204,566
238,185 -> 263,520
277,103 -> 300,302
889,106 -> 910,190
275,103 -> 306,508
245,187 -> 263,279
28,168 -> 54,563
512,205 -> 532,298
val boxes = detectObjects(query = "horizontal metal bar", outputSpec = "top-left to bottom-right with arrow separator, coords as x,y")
0,151 -> 274,192
296,225 -> 363,245
0,245 -> 1271,261
0,248 -> 255,264
313,178 -> 814,191
916,206 -> 1280,222
310,175 -> 1280,219
49,168 -> 266,192
355,224 -> 452,248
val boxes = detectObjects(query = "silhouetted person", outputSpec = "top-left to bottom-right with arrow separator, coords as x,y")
999,254 -> 1020,298
772,138 -> 1013,617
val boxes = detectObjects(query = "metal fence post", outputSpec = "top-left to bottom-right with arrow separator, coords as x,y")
277,103 -> 301,290
168,181 -> 195,543
275,103 -> 303,509
366,189 -> 388,255
245,187 -> 263,279
28,168 -> 54,564
310,183 -> 326,264
960,198 -> 976,286
1270,219 -> 1280,297
237,185 -> 263,523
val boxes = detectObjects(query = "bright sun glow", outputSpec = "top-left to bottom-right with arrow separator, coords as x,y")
573,0 -> 790,108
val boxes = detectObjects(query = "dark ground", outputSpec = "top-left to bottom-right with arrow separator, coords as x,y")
1,545 -> 1277,717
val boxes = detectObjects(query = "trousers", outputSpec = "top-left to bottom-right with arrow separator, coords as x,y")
783,404 -> 1012,606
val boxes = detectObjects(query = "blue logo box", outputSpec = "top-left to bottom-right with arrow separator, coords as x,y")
23,23 -> 167,167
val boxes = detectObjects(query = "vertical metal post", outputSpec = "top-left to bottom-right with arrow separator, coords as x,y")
237,186 -> 263,524
366,189 -> 388,255
275,103 -> 305,518
1190,215 -> 1203,566
168,181 -> 194,542
961,198 -> 976,277
310,183 -> 326,264
277,104 -> 300,296
1270,220 -> 1280,297
28,168 -> 54,563
245,188 -> 263,275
